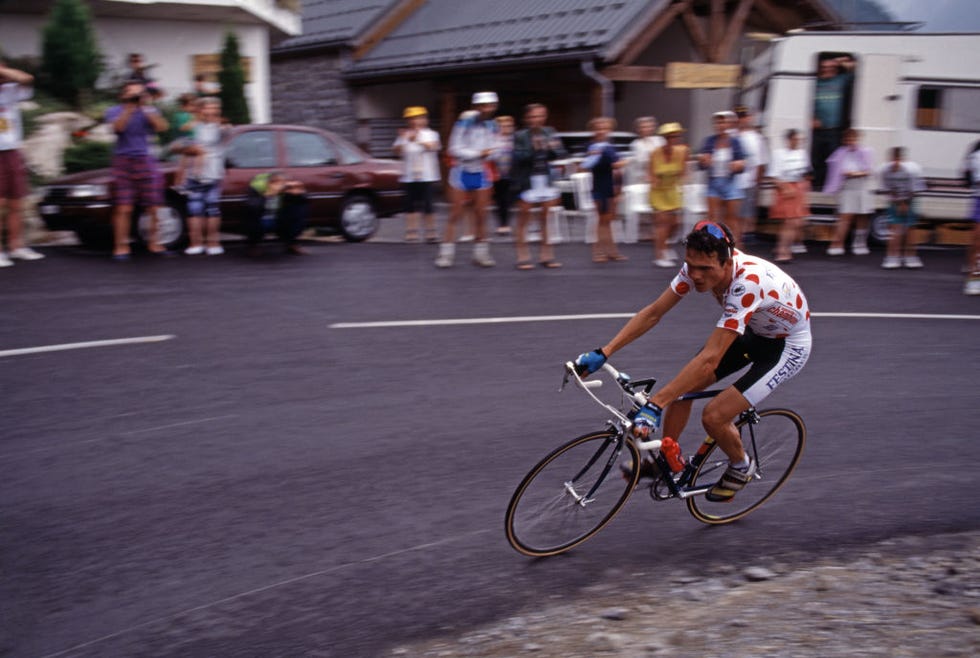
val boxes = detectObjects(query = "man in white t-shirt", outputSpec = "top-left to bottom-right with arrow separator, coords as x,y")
0,61 -> 44,267
734,106 -> 768,248
574,221 -> 811,502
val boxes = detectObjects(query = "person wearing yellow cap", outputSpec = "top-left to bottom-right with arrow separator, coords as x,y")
649,122 -> 689,267
393,106 -> 441,242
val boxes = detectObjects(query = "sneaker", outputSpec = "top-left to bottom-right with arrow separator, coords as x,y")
8,247 -> 44,261
206,246 -> 224,256
705,458 -> 756,502
790,243 -> 808,255
826,246 -> 845,256
458,234 -> 475,243
903,255 -> 923,269
0,252 -> 12,268
434,243 -> 455,268
964,277 -> 980,296
881,256 -> 902,269
851,243 -> 870,256
472,242 -> 496,267
653,258 -> 677,268
184,245 -> 205,255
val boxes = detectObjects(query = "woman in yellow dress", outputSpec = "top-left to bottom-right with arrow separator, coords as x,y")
649,122 -> 689,267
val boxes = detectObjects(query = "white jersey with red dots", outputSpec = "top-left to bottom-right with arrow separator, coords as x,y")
670,249 -> 811,341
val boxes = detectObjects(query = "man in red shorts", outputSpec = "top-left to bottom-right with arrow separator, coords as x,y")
105,81 -> 169,259
0,60 -> 44,267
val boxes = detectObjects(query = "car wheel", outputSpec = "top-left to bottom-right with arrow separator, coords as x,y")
870,211 -> 891,246
339,194 -> 379,242
137,201 -> 187,249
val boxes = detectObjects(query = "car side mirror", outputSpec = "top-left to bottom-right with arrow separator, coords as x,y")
225,157 -> 237,169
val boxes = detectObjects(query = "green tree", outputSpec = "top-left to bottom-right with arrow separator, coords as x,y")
218,32 -> 251,125
39,0 -> 103,107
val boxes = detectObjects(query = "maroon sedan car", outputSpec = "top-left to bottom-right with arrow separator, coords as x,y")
39,124 -> 406,248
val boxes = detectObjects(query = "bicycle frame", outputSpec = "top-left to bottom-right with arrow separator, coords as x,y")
561,361 -> 763,500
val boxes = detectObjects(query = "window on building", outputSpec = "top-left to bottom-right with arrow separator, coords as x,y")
915,86 -> 980,132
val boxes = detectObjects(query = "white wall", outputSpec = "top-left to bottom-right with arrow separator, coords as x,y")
0,15 -> 274,123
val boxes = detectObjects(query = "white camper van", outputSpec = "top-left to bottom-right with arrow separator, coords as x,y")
739,32 -> 980,243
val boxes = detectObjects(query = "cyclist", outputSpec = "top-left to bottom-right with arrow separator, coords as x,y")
573,221 -> 811,501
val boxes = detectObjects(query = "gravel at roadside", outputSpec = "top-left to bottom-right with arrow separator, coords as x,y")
393,530 -> 980,657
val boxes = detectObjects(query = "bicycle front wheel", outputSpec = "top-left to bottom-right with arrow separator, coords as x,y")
687,408 -> 805,525
505,430 -> 641,557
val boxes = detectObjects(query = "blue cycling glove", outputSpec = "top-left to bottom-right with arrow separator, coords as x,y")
631,402 -> 663,439
573,348 -> 606,375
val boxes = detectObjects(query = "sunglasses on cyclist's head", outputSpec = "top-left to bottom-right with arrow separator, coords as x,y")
693,220 -> 730,244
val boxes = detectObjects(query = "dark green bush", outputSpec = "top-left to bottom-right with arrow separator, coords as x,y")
63,140 -> 112,173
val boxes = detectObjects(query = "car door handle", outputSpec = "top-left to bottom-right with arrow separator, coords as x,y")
329,172 -> 346,179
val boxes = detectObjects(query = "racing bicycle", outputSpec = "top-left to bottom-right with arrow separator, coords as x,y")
505,361 -> 806,557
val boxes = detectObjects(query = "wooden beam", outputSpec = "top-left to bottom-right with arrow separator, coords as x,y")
353,0 -> 426,61
617,0 -> 691,66
601,65 -> 666,82
680,4 -> 712,62
709,0 -> 725,57
715,0 -> 755,63
751,0 -> 793,34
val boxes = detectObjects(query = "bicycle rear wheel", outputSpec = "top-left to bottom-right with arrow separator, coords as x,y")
505,430 -> 641,557
686,409 -> 805,524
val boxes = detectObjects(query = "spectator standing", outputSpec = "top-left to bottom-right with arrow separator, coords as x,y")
734,106 -> 769,246
581,116 -> 626,263
628,116 -> 665,186
244,172 -> 309,256
511,103 -> 566,269
627,116 -> 665,241
811,55 -> 855,188
490,115 -> 515,237
823,128 -> 874,256
435,91 -> 499,268
767,129 -> 812,263
878,147 -> 926,269
964,142 -> 980,295
0,61 -> 44,267
649,122 -> 688,267
393,105 -> 441,243
697,111 -> 745,229
182,97 -> 226,256
105,81 -> 169,259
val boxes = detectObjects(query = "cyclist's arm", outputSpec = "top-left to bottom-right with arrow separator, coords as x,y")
649,326 -> 739,408
601,287 -> 682,357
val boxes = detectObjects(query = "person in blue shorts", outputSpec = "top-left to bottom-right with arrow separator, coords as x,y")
435,92 -> 499,268
878,147 -> 926,269
697,111 -> 745,230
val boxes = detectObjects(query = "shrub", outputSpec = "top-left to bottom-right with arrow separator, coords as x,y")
39,0 -> 103,108
63,140 -> 112,173
218,32 -> 251,125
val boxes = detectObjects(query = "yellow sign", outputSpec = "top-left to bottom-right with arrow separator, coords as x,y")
665,62 -> 741,89
192,54 -> 253,83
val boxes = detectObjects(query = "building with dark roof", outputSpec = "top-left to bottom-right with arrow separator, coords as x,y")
272,0 -> 840,153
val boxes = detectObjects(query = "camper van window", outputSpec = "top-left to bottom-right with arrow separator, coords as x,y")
915,86 -> 980,133
811,53 -> 856,188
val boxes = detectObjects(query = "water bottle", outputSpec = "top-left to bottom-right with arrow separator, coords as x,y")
660,437 -> 686,473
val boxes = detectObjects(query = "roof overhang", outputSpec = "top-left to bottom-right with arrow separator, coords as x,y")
3,0 -> 302,38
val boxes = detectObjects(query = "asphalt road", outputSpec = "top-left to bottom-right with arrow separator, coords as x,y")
2,237 -> 978,657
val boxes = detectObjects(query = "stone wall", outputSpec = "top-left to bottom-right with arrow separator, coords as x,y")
270,51 -> 357,146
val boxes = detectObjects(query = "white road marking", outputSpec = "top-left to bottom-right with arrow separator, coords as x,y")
0,334 -> 175,358
40,528 -> 492,658
329,312 -> 980,329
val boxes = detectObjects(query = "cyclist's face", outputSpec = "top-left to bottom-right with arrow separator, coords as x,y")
684,249 -> 729,292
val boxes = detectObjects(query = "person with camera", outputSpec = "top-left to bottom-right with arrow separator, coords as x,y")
104,81 -> 169,260
0,60 -> 44,267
